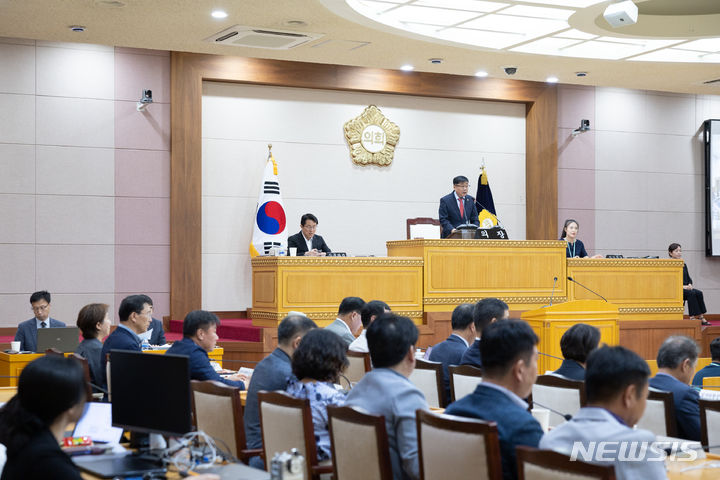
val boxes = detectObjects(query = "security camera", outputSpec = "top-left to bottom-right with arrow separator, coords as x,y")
572,119 -> 590,137
604,0 -> 638,28
503,67 -> 517,75
136,89 -> 153,111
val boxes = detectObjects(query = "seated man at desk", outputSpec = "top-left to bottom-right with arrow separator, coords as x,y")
287,213 -> 331,256
166,309 -> 248,388
14,290 -> 66,352
439,175 -> 479,238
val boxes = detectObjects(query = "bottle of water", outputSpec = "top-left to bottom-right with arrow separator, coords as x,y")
141,338 -> 150,350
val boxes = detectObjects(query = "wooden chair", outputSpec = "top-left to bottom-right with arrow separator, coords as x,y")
516,446 -> 616,480
406,218 -> 441,240
531,375 -> 585,428
258,391 -> 333,480
636,388 -> 677,437
700,399 -> 720,454
409,359 -> 445,408
417,409 -> 502,480
191,380 -> 261,463
344,351 -> 371,385
448,364 -> 483,402
327,406 -> 393,480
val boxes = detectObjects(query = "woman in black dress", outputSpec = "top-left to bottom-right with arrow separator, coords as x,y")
669,242 -> 709,325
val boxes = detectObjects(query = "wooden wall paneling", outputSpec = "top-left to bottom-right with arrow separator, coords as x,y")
170,53 -> 558,319
619,320 -> 700,359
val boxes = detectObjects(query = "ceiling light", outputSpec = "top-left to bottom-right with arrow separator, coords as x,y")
429,58 -> 443,64
546,76 -> 559,83
211,10 -> 228,19
69,25 -> 86,32
475,70 -> 488,77
400,64 -> 414,71
576,72 -> 588,77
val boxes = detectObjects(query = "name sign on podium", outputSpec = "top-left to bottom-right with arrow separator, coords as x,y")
448,226 -> 509,240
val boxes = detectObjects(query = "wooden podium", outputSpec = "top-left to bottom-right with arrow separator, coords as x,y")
521,300 -> 619,374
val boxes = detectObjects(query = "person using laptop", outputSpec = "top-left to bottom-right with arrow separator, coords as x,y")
14,290 -> 66,352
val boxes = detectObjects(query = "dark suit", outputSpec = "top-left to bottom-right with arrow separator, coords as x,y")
75,338 -> 103,392
100,325 -> 142,390
428,334 -> 468,403
445,384 -> 543,480
148,317 -> 166,345
649,373 -> 701,441
683,264 -> 706,316
553,359 -> 586,381
287,232 -> 331,255
460,338 -> 482,368
14,317 -> 66,352
438,192 -> 479,238
1,428 -> 82,480
165,337 -> 245,389
692,362 -> 720,386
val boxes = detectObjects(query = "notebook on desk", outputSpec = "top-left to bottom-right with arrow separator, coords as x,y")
36,327 -> 79,353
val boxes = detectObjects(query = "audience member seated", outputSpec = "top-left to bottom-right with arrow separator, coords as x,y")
669,243 -> 709,325
245,315 -> 317,469
460,297 -> 509,368
649,335 -> 701,441
0,355 -> 86,479
693,337 -> 720,386
345,313 -> 429,480
74,303 -> 111,392
552,323 -> 601,381
428,303 -> 475,402
287,213 -> 331,256
285,329 -> 348,462
349,300 -> 390,353
325,296 -> 366,347
100,295 -> 152,390
540,346 -> 665,480
166,310 -> 248,388
14,290 -> 66,352
138,294 -> 167,345
445,319 -> 543,480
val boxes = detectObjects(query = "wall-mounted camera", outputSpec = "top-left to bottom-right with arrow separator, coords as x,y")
572,119 -> 590,137
503,66 -> 517,75
137,89 -> 153,112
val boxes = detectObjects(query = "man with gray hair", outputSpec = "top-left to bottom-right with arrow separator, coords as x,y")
648,335 -> 701,440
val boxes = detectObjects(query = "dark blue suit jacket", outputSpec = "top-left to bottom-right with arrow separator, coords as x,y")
287,232 -> 331,255
165,337 -> 245,389
148,318 -> 166,345
692,362 -> 720,387
439,192 -> 479,238
446,384 -> 543,480
562,238 -> 588,258
460,338 -> 482,368
100,325 -> 142,390
553,359 -> 586,381
14,317 -> 66,352
649,373 -> 701,441
428,334 -> 468,403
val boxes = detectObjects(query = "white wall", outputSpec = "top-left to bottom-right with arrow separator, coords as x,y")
201,82 -> 527,310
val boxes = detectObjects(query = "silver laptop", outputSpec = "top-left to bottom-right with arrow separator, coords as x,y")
36,327 -> 79,353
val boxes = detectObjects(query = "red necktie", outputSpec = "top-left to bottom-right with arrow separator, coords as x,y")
458,197 -> 465,219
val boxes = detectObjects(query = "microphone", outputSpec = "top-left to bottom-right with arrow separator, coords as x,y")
567,276 -> 607,302
476,199 -> 506,230
531,400 -> 572,421
89,382 -> 109,394
543,277 -> 558,308
538,351 -> 565,362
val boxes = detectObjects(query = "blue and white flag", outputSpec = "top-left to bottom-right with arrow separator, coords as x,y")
249,152 -> 287,256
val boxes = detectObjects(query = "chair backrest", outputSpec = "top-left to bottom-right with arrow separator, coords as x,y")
531,375 -> 585,428
700,399 -> 720,455
636,388 -> 676,437
407,218 -> 441,240
448,365 -> 483,402
191,380 -> 247,461
344,351 -> 371,385
417,409 -> 502,480
409,359 -> 445,408
703,376 -> 720,388
516,446 -> 616,480
258,391 -> 318,479
328,406 -> 393,480
69,352 -> 94,402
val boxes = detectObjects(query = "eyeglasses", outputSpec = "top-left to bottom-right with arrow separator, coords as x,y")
31,304 -> 49,312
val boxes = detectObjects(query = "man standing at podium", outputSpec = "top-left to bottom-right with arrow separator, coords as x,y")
439,176 -> 479,238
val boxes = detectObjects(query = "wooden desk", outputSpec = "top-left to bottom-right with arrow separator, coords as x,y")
0,347 -> 224,387
250,256 -> 424,326
667,453 -> 720,479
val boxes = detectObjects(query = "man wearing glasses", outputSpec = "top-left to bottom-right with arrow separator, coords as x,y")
14,290 -> 66,352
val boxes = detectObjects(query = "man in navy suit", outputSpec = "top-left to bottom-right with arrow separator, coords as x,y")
14,290 -> 66,352
287,213 -> 331,256
460,298 -> 509,368
245,314 -> 317,469
428,303 -> 475,402
446,319 -> 543,480
438,175 -> 480,238
552,323 -> 601,381
693,337 -> 720,386
100,295 -> 153,391
649,335 -> 701,441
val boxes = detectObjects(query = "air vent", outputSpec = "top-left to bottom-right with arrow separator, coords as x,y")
703,78 -> 720,85
204,25 -> 323,50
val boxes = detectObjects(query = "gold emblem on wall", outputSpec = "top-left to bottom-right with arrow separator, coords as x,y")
343,105 -> 400,166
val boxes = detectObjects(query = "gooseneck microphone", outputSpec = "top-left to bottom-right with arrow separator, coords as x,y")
567,276 -> 608,302
544,277 -> 558,308
531,400 -> 573,421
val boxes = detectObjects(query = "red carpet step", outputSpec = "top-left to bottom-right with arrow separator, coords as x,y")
168,318 -> 262,342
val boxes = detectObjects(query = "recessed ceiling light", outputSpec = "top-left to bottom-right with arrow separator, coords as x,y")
428,58 -> 443,64
546,76 -> 559,83
95,0 -> 126,7
69,25 -> 86,32
576,71 -> 588,77
211,10 -> 228,19
284,20 -> 307,26
475,70 -> 488,77
400,64 -> 414,71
